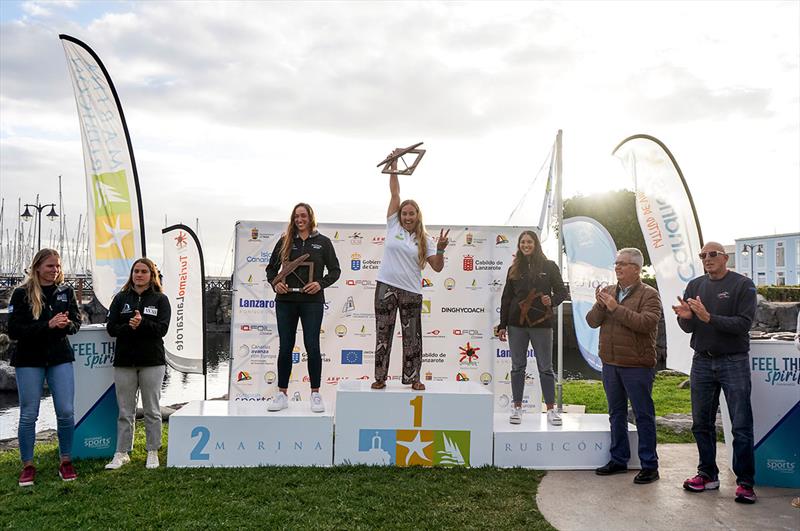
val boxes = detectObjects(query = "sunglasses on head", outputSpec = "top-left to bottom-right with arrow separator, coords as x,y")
698,251 -> 726,259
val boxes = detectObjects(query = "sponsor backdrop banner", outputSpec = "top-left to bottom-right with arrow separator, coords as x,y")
721,340 -> 799,488
71,324 -> 117,459
162,225 -> 205,374
60,35 -> 146,309
230,221 -> 542,412
562,217 -> 618,373
613,135 -> 703,375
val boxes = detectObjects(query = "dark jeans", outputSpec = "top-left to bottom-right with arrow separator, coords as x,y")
276,301 -> 324,389
602,364 -> 658,469
690,352 -> 755,487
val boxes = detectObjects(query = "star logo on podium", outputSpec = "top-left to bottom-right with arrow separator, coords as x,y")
396,430 -> 434,466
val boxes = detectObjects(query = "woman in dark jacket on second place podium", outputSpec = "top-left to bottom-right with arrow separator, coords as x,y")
105,257 -> 171,471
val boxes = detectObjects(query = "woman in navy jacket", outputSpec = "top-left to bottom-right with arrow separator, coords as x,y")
104,257 -> 171,470
8,248 -> 81,486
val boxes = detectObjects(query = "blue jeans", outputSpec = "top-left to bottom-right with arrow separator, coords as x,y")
602,364 -> 658,469
16,363 -> 75,462
276,301 -> 324,389
690,352 -> 755,487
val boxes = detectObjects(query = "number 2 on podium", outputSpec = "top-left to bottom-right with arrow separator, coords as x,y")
409,396 -> 423,427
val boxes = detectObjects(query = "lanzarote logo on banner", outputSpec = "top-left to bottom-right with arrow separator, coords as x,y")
174,231 -> 188,249
459,342 -> 480,365
463,255 -> 474,271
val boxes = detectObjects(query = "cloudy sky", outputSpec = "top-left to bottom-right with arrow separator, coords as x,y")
1,0 -> 798,274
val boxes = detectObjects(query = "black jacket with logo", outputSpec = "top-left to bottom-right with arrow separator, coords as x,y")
8,284 -> 81,367
499,259 -> 568,330
265,231 -> 341,303
106,287 -> 171,367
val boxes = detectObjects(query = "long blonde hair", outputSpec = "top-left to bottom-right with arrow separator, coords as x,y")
20,248 -> 64,319
120,257 -> 163,293
398,199 -> 429,269
280,203 -> 317,262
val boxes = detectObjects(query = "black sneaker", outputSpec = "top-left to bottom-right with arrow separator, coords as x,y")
595,461 -> 628,475
634,468 -> 660,484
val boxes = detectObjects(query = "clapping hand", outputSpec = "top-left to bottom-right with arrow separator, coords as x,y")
48,311 -> 70,329
686,296 -> 710,323
129,310 -> 142,330
672,296 -> 693,319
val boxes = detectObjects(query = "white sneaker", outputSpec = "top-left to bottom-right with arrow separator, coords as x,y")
105,452 -> 130,470
547,409 -> 563,426
267,392 -> 288,411
310,392 -> 325,413
146,450 -> 159,469
509,406 -> 522,425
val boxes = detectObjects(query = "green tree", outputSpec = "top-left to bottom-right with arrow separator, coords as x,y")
563,189 -> 651,266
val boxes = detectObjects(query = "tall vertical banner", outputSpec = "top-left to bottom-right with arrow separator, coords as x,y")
230,222 -> 542,412
162,225 -> 206,375
562,217 -> 617,373
613,135 -> 704,374
60,35 -> 146,309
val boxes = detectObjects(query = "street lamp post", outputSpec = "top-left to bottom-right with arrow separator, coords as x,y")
21,202 -> 59,251
740,243 -> 764,283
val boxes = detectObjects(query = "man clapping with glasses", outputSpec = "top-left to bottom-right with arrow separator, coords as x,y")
673,242 -> 758,504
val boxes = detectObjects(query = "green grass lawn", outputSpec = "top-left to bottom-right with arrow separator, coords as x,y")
0,375 -> 697,529
0,425 -> 554,530
563,373 -> 699,443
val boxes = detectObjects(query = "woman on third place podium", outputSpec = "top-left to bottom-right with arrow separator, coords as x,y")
371,153 -> 449,391
8,249 -> 81,487
497,230 -> 567,426
105,257 -> 171,470
266,203 -> 341,413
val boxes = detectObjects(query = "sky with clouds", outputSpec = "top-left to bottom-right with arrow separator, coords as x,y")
1,0 -> 798,274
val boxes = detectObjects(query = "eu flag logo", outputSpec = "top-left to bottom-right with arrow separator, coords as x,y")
341,349 -> 363,364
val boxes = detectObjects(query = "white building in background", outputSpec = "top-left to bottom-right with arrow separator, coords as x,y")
735,232 -> 800,286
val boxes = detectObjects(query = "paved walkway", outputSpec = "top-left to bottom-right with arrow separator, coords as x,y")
537,444 -> 799,530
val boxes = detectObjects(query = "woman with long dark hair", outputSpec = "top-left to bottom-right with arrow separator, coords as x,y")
265,203 -> 340,413
105,257 -> 171,470
8,248 -> 81,486
498,230 -> 567,425
371,156 -> 449,391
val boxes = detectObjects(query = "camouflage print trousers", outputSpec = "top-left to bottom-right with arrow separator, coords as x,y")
373,281 -> 423,384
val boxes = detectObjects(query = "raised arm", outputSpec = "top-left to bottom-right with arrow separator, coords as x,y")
387,152 -> 400,218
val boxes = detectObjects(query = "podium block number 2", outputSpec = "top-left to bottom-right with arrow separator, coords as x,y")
409,396 -> 423,427
191,426 -> 211,461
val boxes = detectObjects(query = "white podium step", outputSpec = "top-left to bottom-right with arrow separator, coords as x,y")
493,413 -> 641,470
167,400 -> 333,467
334,380 -> 493,467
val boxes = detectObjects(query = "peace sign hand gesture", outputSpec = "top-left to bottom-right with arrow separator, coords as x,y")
436,228 -> 450,251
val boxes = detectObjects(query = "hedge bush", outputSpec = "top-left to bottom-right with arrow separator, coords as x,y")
757,285 -> 800,302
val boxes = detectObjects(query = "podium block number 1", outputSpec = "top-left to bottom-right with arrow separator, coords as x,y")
410,396 -> 423,427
